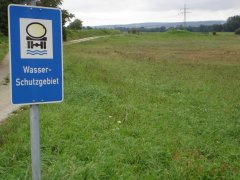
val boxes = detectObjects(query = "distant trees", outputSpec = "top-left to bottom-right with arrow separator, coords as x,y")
116,26 -> 166,33
128,28 -> 140,34
199,25 -> 210,32
83,26 -> 93,30
211,24 -> 223,32
115,15 -> 240,34
139,26 -> 166,32
188,15 -> 240,33
68,19 -> 83,30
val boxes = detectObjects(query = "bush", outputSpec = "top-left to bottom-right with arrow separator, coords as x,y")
63,27 -> 67,41
235,28 -> 240,35
130,28 -> 140,35
68,19 -> 83,30
212,32 -> 217,35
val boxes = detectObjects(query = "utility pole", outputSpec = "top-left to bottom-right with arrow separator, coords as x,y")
180,4 -> 190,29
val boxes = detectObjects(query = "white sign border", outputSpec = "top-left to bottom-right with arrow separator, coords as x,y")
8,4 -> 64,105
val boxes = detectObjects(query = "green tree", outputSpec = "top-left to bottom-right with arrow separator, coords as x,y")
0,0 -> 23,35
68,19 -> 83,30
224,15 -> 240,32
0,0 -> 34,35
0,0 -> 74,40
62,9 -> 75,41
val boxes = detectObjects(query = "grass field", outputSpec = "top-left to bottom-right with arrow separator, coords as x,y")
66,29 -> 122,41
0,34 -> 8,61
0,31 -> 240,179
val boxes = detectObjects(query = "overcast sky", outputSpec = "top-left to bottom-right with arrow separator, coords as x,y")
61,0 -> 240,26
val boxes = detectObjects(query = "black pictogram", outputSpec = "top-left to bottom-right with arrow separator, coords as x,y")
26,22 -> 47,49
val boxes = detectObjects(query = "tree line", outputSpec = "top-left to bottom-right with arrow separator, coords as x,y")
0,0 -> 74,40
186,16 -> 240,33
116,15 -> 240,33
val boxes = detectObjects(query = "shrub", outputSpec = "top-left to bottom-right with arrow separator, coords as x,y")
128,28 -> 140,35
212,32 -> 217,35
63,27 -> 67,41
235,28 -> 240,35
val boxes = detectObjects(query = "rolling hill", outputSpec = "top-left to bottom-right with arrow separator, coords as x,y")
94,21 -> 225,29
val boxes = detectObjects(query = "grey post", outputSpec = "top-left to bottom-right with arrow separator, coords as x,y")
29,1 -> 41,179
30,105 -> 41,180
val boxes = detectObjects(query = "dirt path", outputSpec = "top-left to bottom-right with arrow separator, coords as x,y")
0,53 -> 20,123
0,36 -> 107,123
64,36 -> 106,45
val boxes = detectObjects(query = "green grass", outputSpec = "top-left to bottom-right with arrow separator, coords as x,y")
66,29 -> 122,41
0,32 -> 240,179
0,34 -> 8,61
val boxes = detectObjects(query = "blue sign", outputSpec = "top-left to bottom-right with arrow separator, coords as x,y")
8,5 -> 63,105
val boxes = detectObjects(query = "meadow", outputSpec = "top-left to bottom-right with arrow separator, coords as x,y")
0,31 -> 239,179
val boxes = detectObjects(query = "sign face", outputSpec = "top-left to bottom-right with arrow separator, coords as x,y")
8,5 -> 63,105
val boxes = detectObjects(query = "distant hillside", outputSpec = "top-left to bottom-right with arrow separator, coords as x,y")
94,21 -> 226,29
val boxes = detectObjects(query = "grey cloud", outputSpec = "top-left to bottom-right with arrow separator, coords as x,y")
63,0 -> 240,12
138,0 -> 240,11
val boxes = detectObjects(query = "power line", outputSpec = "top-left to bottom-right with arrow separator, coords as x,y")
180,4 -> 191,28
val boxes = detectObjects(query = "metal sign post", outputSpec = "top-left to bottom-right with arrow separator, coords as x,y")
29,1 -> 41,180
30,104 -> 41,180
8,1 -> 63,179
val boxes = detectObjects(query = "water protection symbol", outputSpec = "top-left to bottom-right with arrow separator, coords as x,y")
26,22 -> 47,53
20,18 -> 53,59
